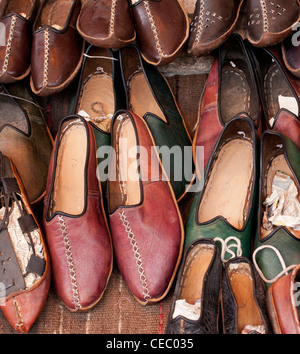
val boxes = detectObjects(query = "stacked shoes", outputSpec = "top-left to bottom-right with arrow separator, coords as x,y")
166,30 -> 300,334
0,0 -> 300,335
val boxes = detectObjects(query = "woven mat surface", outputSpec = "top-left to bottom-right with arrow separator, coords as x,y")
0,73 -> 207,334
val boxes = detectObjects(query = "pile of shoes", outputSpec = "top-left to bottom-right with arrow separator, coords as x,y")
0,0 -> 299,335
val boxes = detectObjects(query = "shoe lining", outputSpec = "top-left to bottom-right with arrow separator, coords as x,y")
264,63 -> 298,128
50,119 -> 87,216
198,139 -> 253,230
128,71 -> 167,123
175,243 -> 214,319
77,48 -> 115,133
227,262 -> 264,334
261,153 -> 300,239
220,66 -> 250,123
109,113 -> 141,211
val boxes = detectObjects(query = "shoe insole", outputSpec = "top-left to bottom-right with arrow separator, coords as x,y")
128,72 -> 167,123
40,0 -> 74,30
262,153 -> 300,239
198,139 -> 253,229
77,48 -> 115,133
228,262 -> 263,334
51,120 -> 87,216
179,243 -> 214,306
264,63 -> 299,127
220,65 -> 251,123
109,114 -> 141,211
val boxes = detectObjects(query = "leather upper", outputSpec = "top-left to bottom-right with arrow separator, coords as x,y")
188,0 -> 243,56
0,82 -> 53,204
31,0 -> 84,97
130,0 -> 189,65
246,0 -> 300,47
108,110 -> 184,304
77,0 -> 136,48
43,116 -> 112,311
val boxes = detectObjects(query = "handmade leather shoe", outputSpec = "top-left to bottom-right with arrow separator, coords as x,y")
129,0 -> 189,66
165,238 -> 222,334
119,45 -> 193,202
246,0 -> 300,47
188,0 -> 244,56
222,257 -> 272,334
282,34 -> 300,79
247,44 -> 300,149
267,263 -> 300,334
185,116 -> 258,259
108,110 -> 184,305
193,34 -> 261,175
0,0 -> 38,83
0,153 -> 50,333
252,130 -> 300,288
76,0 -> 136,49
71,44 -> 125,192
31,0 -> 84,97
0,81 -> 53,205
43,115 -> 113,311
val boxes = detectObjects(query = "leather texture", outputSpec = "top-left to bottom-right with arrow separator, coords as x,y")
247,45 -> 300,148
0,0 -> 37,83
77,0 -> 136,48
193,34 -> 261,175
188,0 -> 243,56
31,0 -> 84,97
0,153 -> 51,333
246,0 -> 300,47
253,131 -> 300,288
282,35 -> 300,79
165,238 -> 222,334
130,0 -> 189,66
222,257 -> 272,334
0,82 -> 53,204
119,45 -> 193,202
108,110 -> 184,305
185,117 -> 259,259
43,115 -> 113,312
267,264 -> 300,334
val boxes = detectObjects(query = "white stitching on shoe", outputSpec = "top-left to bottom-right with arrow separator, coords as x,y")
143,0 -> 165,58
58,215 -> 81,310
2,15 -> 17,74
259,0 -> 269,33
109,0 -> 117,37
43,29 -> 50,88
252,245 -> 297,284
194,0 -> 204,43
119,210 -> 151,301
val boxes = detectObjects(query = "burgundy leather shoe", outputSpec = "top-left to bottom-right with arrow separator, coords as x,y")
108,110 -> 184,305
246,0 -> 300,47
129,0 -> 189,66
267,264 -> 300,334
0,153 -> 50,333
43,115 -> 113,311
31,0 -> 84,97
193,34 -> 261,175
188,0 -> 244,56
0,0 -> 37,83
77,0 -> 136,49
247,44 -> 300,148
